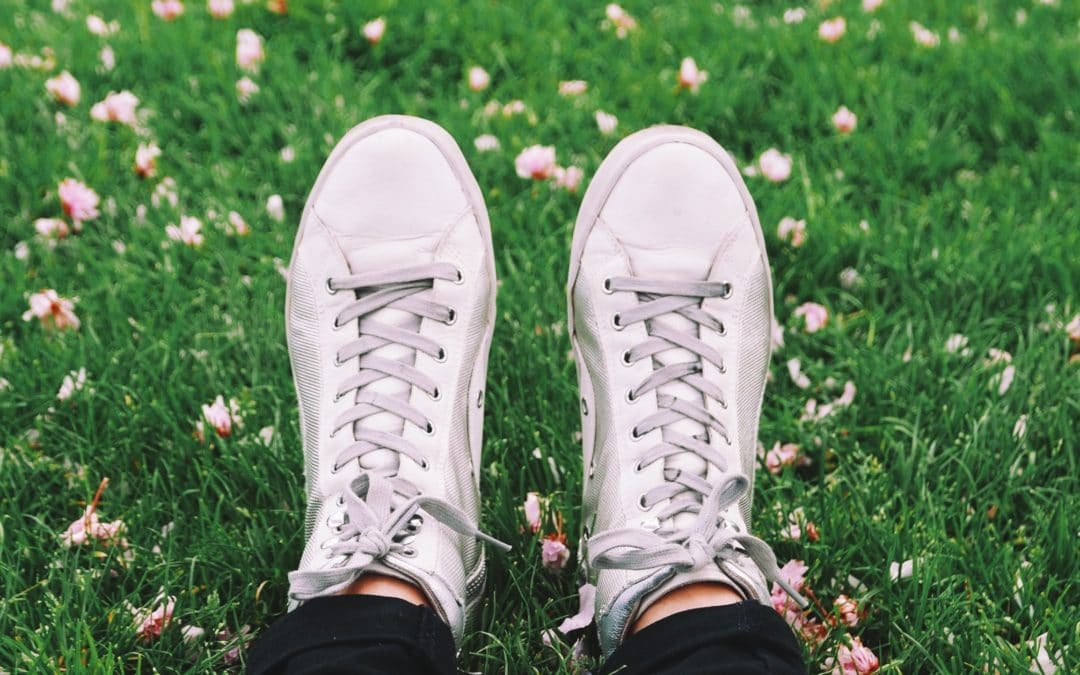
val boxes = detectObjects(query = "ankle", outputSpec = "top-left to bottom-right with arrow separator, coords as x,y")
630,582 -> 743,634
341,573 -> 432,608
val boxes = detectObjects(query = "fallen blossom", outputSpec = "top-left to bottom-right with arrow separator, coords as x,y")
984,348 -> 1012,365
1064,315 -> 1079,343
944,333 -> 970,355
758,148 -> 793,182
59,178 -> 100,224
840,267 -> 861,289
783,8 -> 806,24
501,100 -> 526,117
236,29 -> 265,72
57,368 -> 87,401
828,635 -> 880,674
558,80 -> 587,96
280,146 -> 295,163
202,395 -> 234,437
60,478 -> 126,548
86,15 -> 118,36
834,595 -> 859,627
1013,414 -> 1028,441
863,0 -> 883,11
152,177 -> 179,209
134,143 -> 162,178
267,0 -> 287,15
208,0 -> 234,19
766,442 -> 807,474
100,46 -> 115,71
772,322 -> 785,351
553,166 -> 584,192
236,76 -> 259,103
836,380 -> 856,406
45,71 -> 80,106
780,507 -> 818,541
182,625 -> 207,642
266,194 -> 285,222
786,359 -> 810,389
133,597 -> 176,641
794,302 -> 828,333
90,90 -> 139,125
541,534 -> 569,570
474,134 -> 500,152
166,216 -> 204,247
889,559 -> 913,580
23,289 -> 80,331
258,426 -> 274,445
35,218 -> 72,240
225,211 -> 249,236
677,57 -> 708,92
362,17 -> 386,45
605,3 -> 637,39
819,17 -> 847,43
515,145 -> 557,180
777,216 -> 806,247
832,105 -> 857,134
910,22 -> 940,48
0,43 -> 12,69
595,110 -> 618,135
468,66 -> 490,92
523,492 -> 542,533
1028,632 -> 1061,674
558,583 -> 596,633
994,365 -> 1016,395
152,0 -> 184,21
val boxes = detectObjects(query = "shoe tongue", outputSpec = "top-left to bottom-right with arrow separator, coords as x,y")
621,241 -> 713,533
341,235 -> 440,477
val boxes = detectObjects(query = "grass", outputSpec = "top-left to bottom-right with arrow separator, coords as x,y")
1,0 -> 1077,672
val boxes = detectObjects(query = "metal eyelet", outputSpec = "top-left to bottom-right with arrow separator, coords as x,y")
453,269 -> 464,284
625,388 -> 637,404
325,279 -> 338,294
637,494 -> 649,510
602,278 -> 614,294
611,313 -> 624,330
424,421 -> 436,436
446,308 -> 457,325
621,350 -> 633,366
429,387 -> 441,401
434,347 -> 447,363
721,283 -> 733,299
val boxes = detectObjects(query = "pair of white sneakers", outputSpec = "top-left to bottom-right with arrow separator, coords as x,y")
283,115 -> 803,658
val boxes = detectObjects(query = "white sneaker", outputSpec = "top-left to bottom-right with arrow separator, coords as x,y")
284,115 -> 508,644
567,126 -> 805,656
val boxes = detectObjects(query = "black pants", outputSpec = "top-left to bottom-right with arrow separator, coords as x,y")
247,596 -> 806,674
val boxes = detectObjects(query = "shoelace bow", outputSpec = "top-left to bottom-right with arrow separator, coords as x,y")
586,275 -> 807,606
289,263 -> 508,602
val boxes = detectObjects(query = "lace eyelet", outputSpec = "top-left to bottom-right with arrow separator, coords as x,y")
337,495 -> 345,506
453,269 -> 464,284
325,279 -> 338,295
602,278 -> 614,294
401,546 -> 418,558
625,388 -> 637,404
633,461 -> 644,473
424,421 -> 436,436
434,347 -> 447,363
332,318 -> 346,331
630,427 -> 643,441
330,463 -> 340,474
721,283 -> 733,299
419,458 -> 430,470
476,390 -> 484,408
611,313 -> 624,331
621,350 -> 633,366
446,308 -> 457,325
637,494 -> 649,510
580,397 -> 589,417
718,322 -> 726,337
719,362 -> 727,374
429,387 -> 442,401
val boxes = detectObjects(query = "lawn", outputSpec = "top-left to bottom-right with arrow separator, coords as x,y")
0,0 -> 1077,673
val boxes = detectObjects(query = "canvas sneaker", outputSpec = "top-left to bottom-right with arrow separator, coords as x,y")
284,115 -> 508,644
567,125 -> 806,657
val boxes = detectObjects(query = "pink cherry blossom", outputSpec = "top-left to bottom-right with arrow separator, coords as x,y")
236,29 -> 265,72
45,70 -> 80,106
819,17 -> 847,42
558,583 -> 596,633
468,66 -> 490,92
202,395 -> 233,437
783,8 -> 806,24
100,46 -> 116,71
1028,632 -> 1062,675
134,597 -> 176,641
772,322 -> 785,351
1064,314 -> 1079,342
995,365 -> 1016,396
90,90 -> 139,125
134,143 -> 161,178
862,0 -> 883,11
558,80 -> 587,96
765,442 -> 806,474
829,636 -> 880,674
474,134 -> 500,152
267,0 -> 287,15
57,367 -> 87,401
151,0 -> 184,21
834,594 -> 859,627
58,178 -> 100,224
1012,414 -> 1028,441
786,359 -> 810,389
23,289 -> 80,331
61,505 -> 125,546
86,15 -> 118,36
794,302 -> 828,333
840,267 -> 861,289
226,211 -> 249,236
984,348 -> 1012,365
605,4 -> 637,38
677,57 -> 708,92
758,148 -> 793,182
35,218 -> 72,240
208,0 -> 234,19
910,22 -> 940,48
501,100 -> 526,117
266,194 -> 285,222
0,42 -> 12,69
236,76 -> 259,103
780,507 -> 818,541
553,166 -> 584,193
515,145 -> 557,180
595,110 -> 618,135
523,492 -> 542,533
836,380 -> 856,406
832,105 -> 857,134
166,216 -> 204,247
541,534 -> 569,570
777,216 -> 806,247
362,17 -> 386,45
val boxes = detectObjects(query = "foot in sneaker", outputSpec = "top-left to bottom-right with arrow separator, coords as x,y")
284,115 -> 508,644
567,126 -> 805,656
